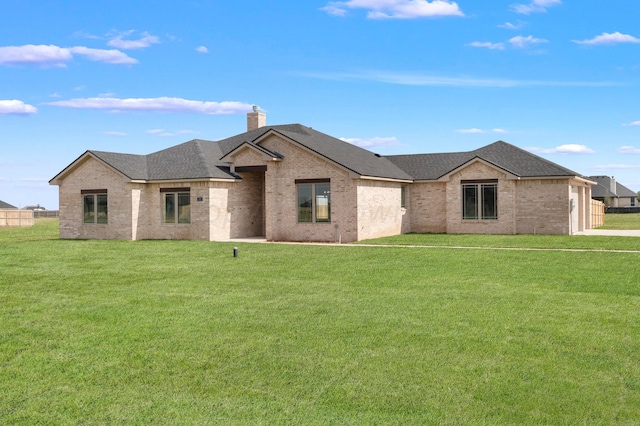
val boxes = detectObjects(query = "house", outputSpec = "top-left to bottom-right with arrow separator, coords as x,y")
22,204 -> 47,211
588,176 -> 637,207
0,200 -> 18,209
50,108 -> 595,242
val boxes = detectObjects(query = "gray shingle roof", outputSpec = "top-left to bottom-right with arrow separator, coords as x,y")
385,141 -> 583,180
90,140 -> 235,181
57,130 -> 585,184
0,200 -> 18,209
589,176 -> 637,198
218,124 -> 413,180
85,125 -> 411,181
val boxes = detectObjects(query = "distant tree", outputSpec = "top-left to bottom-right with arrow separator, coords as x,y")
637,191 -> 640,202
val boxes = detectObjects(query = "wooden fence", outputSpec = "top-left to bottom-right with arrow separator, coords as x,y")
591,199 -> 605,228
34,210 -> 59,218
0,209 -> 34,227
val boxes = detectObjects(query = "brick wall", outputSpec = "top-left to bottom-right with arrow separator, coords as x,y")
515,179 -> 570,234
260,134 -> 357,242
409,182 -> 447,233
445,161 -> 517,234
58,157 -> 134,239
356,180 -> 405,240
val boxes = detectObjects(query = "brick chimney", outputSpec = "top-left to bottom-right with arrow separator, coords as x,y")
247,105 -> 266,131
610,176 -> 617,195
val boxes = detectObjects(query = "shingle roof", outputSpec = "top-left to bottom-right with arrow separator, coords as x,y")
385,141 -> 583,180
0,200 -> 18,209
589,176 -> 637,198
56,129 -> 585,184
90,140 -> 235,181
218,124 -> 413,180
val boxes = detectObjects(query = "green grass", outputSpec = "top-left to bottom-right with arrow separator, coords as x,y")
1,220 -> 640,424
599,213 -> 640,230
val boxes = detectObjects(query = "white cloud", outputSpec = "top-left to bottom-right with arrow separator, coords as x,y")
146,129 -> 166,134
467,41 -> 505,50
45,97 -> 254,115
69,46 -> 138,64
320,0 -> 464,19
456,128 -> 508,134
298,70 -> 618,88
511,0 -> 561,15
0,44 -> 136,67
340,136 -> 401,148
456,128 -> 484,134
624,120 -> 640,126
196,46 -> 209,54
105,131 -> 127,137
573,32 -> 640,46
107,31 -> 160,50
618,146 -> 640,154
0,44 -> 73,67
509,35 -> 547,48
529,144 -> 595,154
498,21 -> 525,30
0,100 -> 38,115
594,164 -> 640,170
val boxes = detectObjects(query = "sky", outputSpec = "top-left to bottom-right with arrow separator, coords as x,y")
1,0 -> 640,209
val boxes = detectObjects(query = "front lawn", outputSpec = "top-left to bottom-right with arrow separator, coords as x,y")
1,220 -> 639,424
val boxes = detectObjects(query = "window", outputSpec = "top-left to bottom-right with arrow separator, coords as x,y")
401,185 -> 407,208
161,188 -> 191,224
82,189 -> 108,224
462,180 -> 497,220
296,179 -> 330,223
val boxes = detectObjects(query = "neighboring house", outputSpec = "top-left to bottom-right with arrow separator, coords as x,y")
0,200 -> 18,209
589,176 -> 637,207
22,204 -> 47,211
50,108 -> 595,242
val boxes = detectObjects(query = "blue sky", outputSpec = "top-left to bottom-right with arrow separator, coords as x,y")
1,0 -> 640,209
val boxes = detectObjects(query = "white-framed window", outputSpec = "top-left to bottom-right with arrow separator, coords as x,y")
462,180 -> 498,220
161,188 -> 191,224
82,189 -> 108,224
296,179 -> 330,223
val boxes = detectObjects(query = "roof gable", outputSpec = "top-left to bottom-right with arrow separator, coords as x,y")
222,125 -> 413,181
219,140 -> 283,163
49,150 -> 140,185
385,141 -> 584,181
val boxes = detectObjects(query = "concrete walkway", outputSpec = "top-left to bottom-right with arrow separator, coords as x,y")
574,229 -> 640,237
224,230 -> 640,243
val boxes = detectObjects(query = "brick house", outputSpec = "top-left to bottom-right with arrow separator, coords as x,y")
588,175 -> 637,207
50,108 -> 595,241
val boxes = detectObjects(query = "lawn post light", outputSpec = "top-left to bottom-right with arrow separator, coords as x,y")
233,247 -> 239,258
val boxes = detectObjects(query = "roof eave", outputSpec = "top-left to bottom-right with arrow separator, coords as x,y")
436,157 -> 521,182
49,151 -> 136,185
